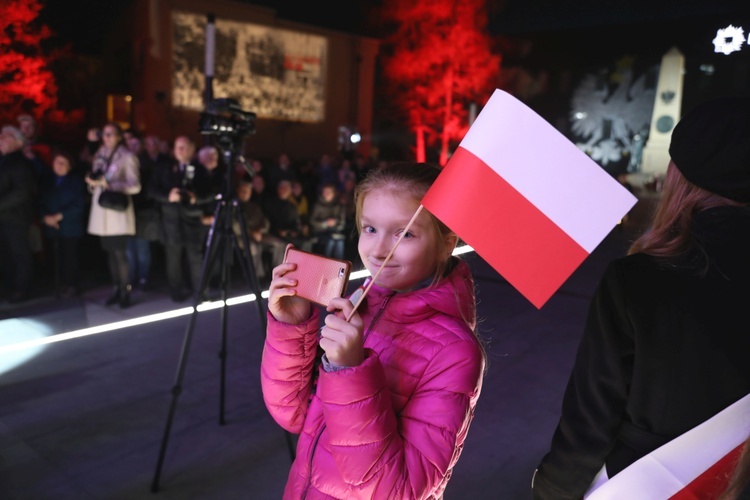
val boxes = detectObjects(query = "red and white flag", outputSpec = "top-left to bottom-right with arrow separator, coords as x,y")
584,393 -> 750,499
422,89 -> 637,308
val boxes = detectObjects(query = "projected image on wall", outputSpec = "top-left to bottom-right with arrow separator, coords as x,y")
172,11 -> 327,122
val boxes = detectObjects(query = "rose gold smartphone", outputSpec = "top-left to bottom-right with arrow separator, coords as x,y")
283,245 -> 352,306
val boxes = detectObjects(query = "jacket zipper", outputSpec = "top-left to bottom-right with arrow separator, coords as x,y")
363,294 -> 391,343
301,294 -> 392,499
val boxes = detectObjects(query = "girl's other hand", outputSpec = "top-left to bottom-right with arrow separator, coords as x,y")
268,261 -> 312,325
320,297 -> 364,367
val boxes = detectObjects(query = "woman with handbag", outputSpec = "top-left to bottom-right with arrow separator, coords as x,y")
85,122 -> 141,308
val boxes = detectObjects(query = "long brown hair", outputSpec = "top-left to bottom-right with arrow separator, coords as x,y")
628,161 -> 743,258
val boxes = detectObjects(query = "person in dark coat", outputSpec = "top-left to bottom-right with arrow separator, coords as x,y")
232,175 -> 286,284
38,150 -> 86,297
0,125 -> 37,303
265,179 -> 314,252
532,95 -> 750,499
309,182 -> 347,259
128,134 -> 168,290
149,136 -> 213,302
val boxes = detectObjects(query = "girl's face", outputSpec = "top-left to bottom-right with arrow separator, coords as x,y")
52,155 -> 71,177
358,188 -> 449,292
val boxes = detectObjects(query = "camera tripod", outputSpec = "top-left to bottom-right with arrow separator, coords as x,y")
150,143 -> 295,492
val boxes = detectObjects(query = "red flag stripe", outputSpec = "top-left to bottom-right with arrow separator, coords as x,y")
422,146 -> 588,308
669,443 -> 744,500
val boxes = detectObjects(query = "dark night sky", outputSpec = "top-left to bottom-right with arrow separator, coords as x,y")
39,0 -> 380,55
41,0 -> 750,56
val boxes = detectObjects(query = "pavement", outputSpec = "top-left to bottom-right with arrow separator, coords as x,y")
0,214 -> 645,499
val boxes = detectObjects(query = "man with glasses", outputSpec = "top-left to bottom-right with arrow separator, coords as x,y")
150,136 -> 213,302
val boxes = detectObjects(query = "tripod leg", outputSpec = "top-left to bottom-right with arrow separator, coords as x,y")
232,201 -> 295,462
217,205 -> 233,426
231,201 -> 267,330
151,201 -> 228,492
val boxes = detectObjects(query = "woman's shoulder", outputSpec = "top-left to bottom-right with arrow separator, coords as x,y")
605,252 -> 663,276
114,146 -> 138,162
597,252 -> 694,304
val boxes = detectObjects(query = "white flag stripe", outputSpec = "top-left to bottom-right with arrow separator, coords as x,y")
586,393 -> 750,499
461,90 -> 637,253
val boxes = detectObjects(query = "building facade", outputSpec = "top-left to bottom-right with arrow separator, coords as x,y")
125,0 -> 379,160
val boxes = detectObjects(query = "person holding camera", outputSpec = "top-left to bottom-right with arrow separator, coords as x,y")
149,135 -> 213,302
85,122 -> 141,308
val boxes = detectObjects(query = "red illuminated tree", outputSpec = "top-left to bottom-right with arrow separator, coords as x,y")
0,0 -> 58,125
378,0 -> 501,164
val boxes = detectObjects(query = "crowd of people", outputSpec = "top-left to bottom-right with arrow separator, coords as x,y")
0,113 -> 378,307
3,94 -> 750,499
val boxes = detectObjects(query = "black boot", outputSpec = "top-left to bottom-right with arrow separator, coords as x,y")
105,287 -> 121,306
119,284 -> 132,309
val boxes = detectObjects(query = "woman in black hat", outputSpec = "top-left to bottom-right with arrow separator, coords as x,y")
532,95 -> 750,499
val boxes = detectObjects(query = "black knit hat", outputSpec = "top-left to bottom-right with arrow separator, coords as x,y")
668,95 -> 750,203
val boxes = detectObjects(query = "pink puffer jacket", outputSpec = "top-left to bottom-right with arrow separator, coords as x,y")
261,259 -> 485,499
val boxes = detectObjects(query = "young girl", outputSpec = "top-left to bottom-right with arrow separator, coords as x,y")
261,162 -> 485,499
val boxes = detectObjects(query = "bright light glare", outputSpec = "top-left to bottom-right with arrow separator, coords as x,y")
453,244 -> 474,256
0,247 -> 473,356
0,319 -> 50,374
350,132 -> 361,144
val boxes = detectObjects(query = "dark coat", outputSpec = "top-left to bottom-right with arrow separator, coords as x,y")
532,206 -> 750,499
266,196 -> 305,238
200,163 -> 227,217
135,151 -> 169,241
309,198 -> 346,236
37,170 -> 86,238
149,160 -> 214,246
0,150 -> 37,226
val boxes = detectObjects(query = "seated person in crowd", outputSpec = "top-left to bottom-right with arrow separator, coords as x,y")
265,180 -> 314,252
309,182 -> 347,260
232,175 -> 286,284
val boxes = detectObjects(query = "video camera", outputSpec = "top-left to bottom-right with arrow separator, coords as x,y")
198,98 -> 256,139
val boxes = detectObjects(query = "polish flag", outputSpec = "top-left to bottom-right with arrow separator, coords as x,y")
584,393 -> 750,499
422,89 -> 637,308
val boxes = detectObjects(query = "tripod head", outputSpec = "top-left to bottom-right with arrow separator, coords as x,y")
199,97 -> 257,202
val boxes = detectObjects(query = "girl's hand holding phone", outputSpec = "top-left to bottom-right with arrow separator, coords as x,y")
268,262 -> 313,325
320,297 -> 364,367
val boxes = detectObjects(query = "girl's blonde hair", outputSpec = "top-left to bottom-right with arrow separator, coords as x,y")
354,161 -> 456,286
628,161 -> 743,260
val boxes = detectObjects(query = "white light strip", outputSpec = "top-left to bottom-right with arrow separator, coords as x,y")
0,307 -> 194,354
0,246 -> 474,354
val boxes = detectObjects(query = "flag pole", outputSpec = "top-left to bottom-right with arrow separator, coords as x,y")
345,204 -> 425,321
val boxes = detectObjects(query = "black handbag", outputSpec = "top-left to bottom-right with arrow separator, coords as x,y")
95,144 -> 129,212
98,190 -> 129,211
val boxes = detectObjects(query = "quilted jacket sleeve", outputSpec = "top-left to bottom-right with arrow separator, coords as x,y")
318,338 -> 484,499
260,308 -> 321,434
